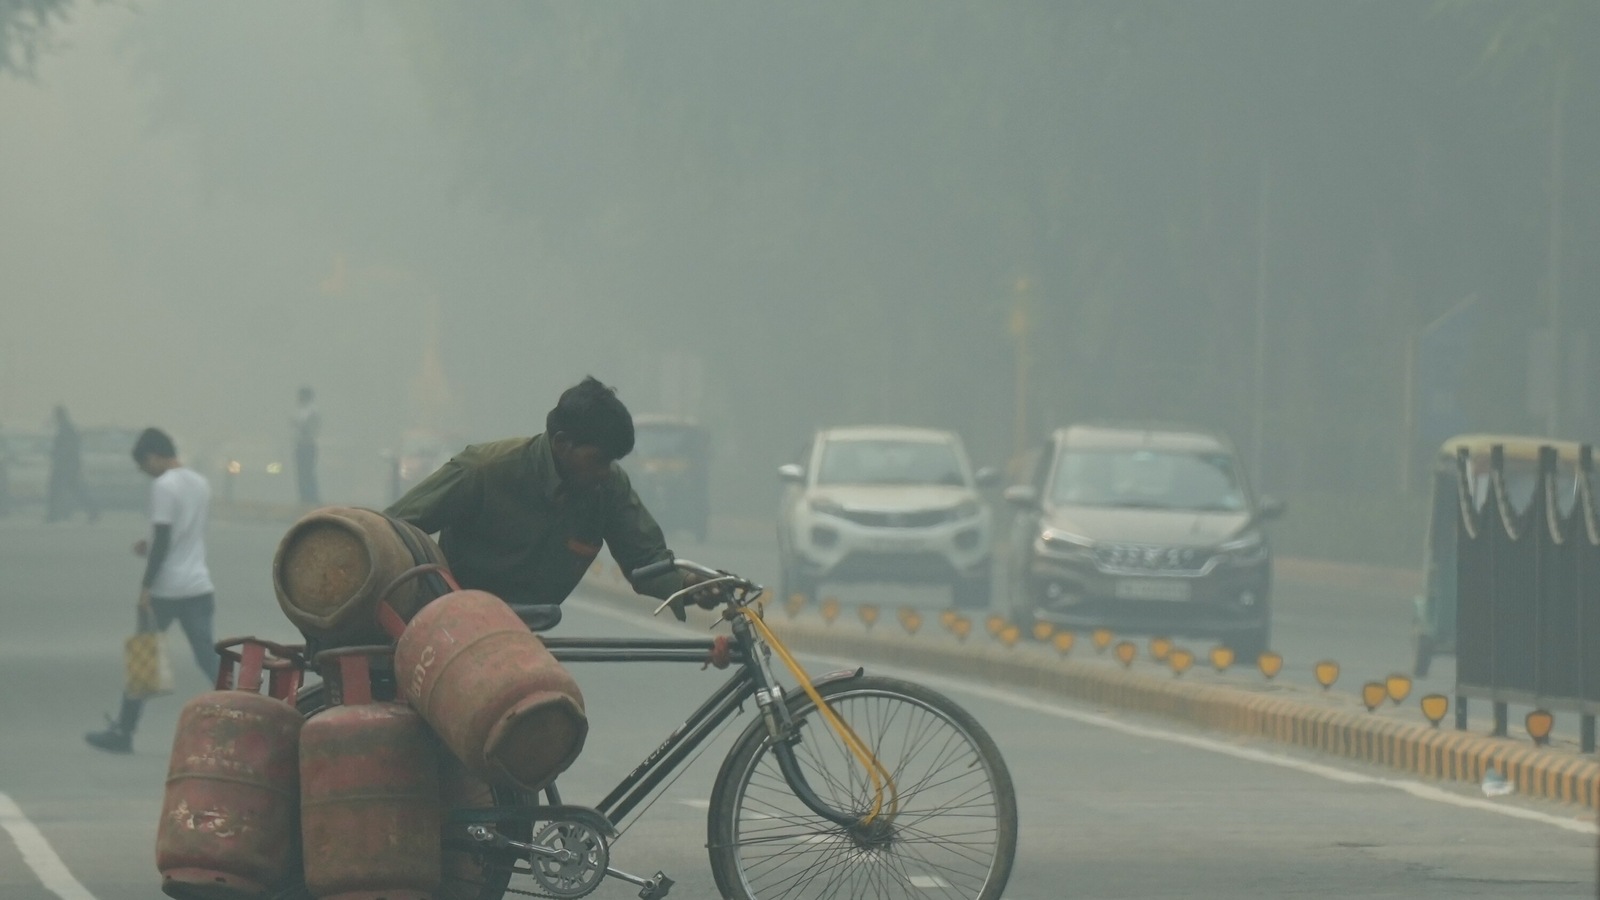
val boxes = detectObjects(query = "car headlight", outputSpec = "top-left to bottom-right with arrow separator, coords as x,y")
952,499 -> 982,520
808,497 -> 846,517
1037,528 -> 1094,556
1219,530 -> 1268,564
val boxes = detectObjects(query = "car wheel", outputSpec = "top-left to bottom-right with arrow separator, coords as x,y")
1223,618 -> 1270,664
952,565 -> 992,610
777,558 -> 815,605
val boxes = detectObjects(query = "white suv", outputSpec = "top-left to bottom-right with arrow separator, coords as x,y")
777,426 -> 996,608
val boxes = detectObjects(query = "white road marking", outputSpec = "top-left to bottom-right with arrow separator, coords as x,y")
908,874 -> 950,888
0,791 -> 98,900
571,593 -> 1599,835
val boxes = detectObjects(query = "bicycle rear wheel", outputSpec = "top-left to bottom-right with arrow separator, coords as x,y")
707,675 -> 1017,900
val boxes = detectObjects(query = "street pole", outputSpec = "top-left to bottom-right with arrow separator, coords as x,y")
1544,60 -> 1567,439
1010,277 -> 1033,462
1252,159 -> 1271,485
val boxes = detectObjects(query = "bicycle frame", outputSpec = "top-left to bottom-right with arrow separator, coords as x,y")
447,610 -> 870,834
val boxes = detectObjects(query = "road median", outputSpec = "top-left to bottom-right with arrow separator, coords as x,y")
579,564 -> 1600,814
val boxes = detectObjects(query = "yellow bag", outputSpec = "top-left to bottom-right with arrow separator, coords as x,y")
125,631 -> 174,699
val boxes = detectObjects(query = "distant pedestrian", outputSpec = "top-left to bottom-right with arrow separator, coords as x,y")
292,386 -> 321,505
45,404 -> 98,524
85,428 -> 219,754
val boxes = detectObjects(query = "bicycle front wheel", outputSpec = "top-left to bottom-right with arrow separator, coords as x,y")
707,675 -> 1017,900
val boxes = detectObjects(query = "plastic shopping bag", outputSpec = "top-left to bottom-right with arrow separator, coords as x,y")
125,631 -> 174,699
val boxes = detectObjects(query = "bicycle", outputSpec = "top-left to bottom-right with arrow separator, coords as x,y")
294,558 -> 1018,900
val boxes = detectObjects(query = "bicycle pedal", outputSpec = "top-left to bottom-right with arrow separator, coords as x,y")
637,872 -> 673,899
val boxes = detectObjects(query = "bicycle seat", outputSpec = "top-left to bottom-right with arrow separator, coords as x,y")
509,604 -> 562,632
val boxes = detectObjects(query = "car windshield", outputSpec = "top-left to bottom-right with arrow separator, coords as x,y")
1051,449 -> 1247,512
816,439 -> 967,487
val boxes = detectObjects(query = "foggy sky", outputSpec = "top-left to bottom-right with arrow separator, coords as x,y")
2,1 -> 1595,527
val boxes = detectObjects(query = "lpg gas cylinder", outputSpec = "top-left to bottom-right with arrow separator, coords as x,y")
395,589 -> 587,791
158,638 -> 303,900
273,507 -> 447,647
300,648 -> 440,900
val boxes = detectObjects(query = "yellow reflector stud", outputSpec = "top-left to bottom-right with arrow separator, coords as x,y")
859,605 -> 879,628
1149,637 -> 1174,662
1114,641 -> 1137,667
1419,694 -> 1449,727
1168,648 -> 1195,676
951,617 -> 972,641
1361,682 -> 1387,712
1052,631 -> 1076,655
939,610 -> 959,629
821,597 -> 841,624
1209,645 -> 1235,672
1385,673 -> 1412,704
999,625 -> 1021,648
898,608 -> 922,635
1258,651 -> 1284,680
1031,621 -> 1056,642
1313,660 -> 1339,689
785,594 -> 808,618
1526,709 -> 1554,745
1092,629 -> 1114,652
986,614 -> 1007,636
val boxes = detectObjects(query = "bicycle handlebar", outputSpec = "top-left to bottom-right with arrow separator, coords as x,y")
633,558 -> 763,620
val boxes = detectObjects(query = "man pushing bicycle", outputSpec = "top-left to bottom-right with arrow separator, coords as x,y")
386,375 -> 720,622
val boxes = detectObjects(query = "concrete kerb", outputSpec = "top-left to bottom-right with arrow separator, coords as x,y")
578,566 -> 1600,813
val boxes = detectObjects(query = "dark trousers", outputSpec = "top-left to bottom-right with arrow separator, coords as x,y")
116,593 -> 219,734
295,442 -> 319,504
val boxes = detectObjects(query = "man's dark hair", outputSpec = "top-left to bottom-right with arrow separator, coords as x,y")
546,376 -> 634,459
131,427 -> 177,463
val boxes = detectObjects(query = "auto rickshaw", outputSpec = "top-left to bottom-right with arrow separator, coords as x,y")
630,415 -> 711,542
1412,433 -> 1585,677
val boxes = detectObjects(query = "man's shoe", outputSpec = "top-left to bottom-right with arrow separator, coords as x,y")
84,717 -> 132,754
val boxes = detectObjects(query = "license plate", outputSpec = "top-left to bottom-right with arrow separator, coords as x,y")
1114,579 -> 1190,602
865,539 -> 921,553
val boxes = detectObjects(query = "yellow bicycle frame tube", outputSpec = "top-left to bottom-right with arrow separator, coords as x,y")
738,606 -> 899,823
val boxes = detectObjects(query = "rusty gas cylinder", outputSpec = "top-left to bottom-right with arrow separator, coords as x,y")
395,589 -> 587,791
158,638 -> 303,900
273,507 -> 447,647
300,648 -> 440,900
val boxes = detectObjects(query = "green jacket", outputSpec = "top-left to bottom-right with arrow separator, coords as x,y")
385,434 -> 682,606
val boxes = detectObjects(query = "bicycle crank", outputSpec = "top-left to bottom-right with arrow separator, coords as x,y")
467,825 -> 674,900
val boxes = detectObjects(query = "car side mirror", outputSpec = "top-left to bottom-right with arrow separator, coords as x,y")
1256,495 -> 1286,522
778,463 -> 806,484
974,466 -> 1000,488
1003,484 -> 1039,510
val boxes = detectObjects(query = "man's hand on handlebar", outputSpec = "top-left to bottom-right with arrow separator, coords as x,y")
668,570 -> 727,622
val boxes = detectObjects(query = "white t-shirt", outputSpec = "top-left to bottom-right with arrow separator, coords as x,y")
149,467 -> 215,598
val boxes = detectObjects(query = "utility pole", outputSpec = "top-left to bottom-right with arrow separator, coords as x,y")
1544,60 -> 1567,439
1252,159 -> 1272,485
1010,277 -> 1033,462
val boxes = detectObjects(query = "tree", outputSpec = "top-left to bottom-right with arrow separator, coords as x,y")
0,0 -> 76,77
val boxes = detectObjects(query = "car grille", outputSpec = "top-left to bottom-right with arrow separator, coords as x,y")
1093,544 -> 1211,573
833,508 -> 953,528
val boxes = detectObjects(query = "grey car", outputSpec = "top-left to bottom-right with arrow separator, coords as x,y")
1001,424 -> 1284,659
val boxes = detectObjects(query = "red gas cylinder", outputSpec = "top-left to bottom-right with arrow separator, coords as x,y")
273,507 -> 448,647
394,586 -> 587,791
300,648 -> 440,900
157,638 -> 304,900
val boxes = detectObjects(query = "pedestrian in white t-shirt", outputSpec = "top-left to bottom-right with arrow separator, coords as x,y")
85,427 -> 220,754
